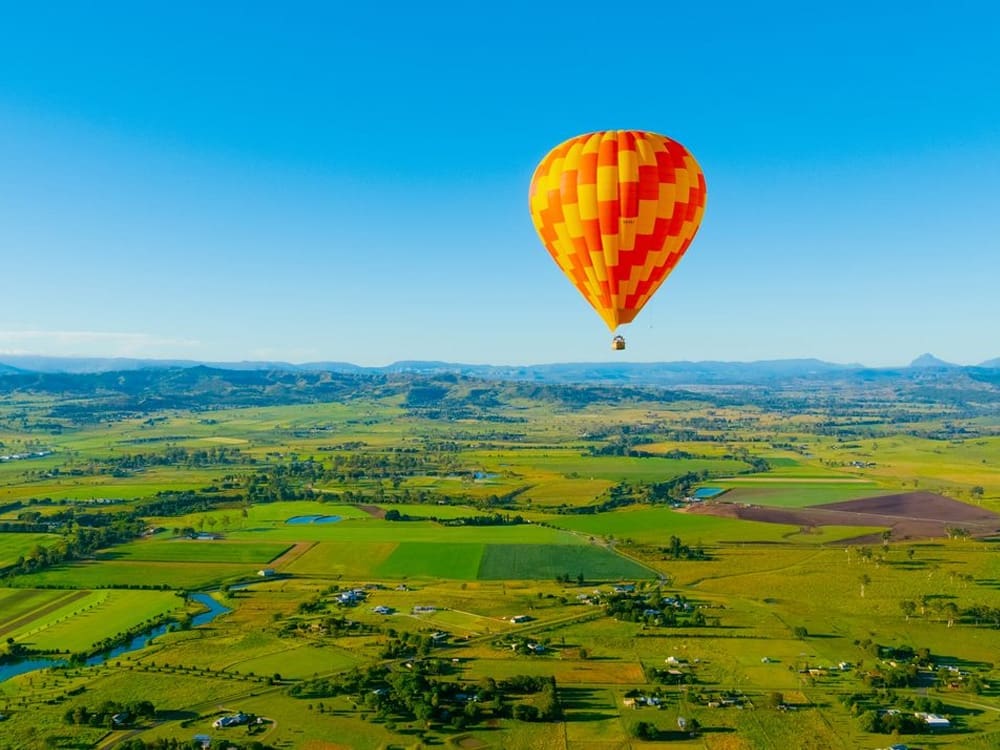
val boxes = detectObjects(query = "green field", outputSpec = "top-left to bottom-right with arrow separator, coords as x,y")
0,587 -> 183,653
477,543 -> 654,580
102,539 -> 291,564
0,532 -> 63,566
376,541 -> 486,579
282,541 -> 395,578
11,560 -> 252,590
718,484 -> 889,508
548,506 -> 803,543
0,376 -> 998,749
512,452 -> 750,482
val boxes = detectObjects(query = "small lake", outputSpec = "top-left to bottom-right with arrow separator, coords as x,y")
693,487 -> 726,498
285,514 -> 342,524
0,592 -> 230,683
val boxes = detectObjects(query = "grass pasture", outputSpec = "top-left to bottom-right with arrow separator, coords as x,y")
0,532 -> 62,566
15,589 -> 181,653
513,452 -> 750,482
101,538 -> 291,564
549,506 -> 802,544
222,642 -> 361,679
11,559 -> 251,590
719,484 -> 889,509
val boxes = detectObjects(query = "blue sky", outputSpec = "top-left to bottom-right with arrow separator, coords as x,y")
1,2 -> 998,366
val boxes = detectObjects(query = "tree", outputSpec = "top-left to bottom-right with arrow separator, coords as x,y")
630,720 -> 658,740
859,574 -> 871,598
900,600 -> 916,620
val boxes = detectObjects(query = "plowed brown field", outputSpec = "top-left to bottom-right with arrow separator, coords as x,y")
689,491 -> 1000,542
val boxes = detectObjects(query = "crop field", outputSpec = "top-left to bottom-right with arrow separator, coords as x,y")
376,541 -> 486,579
0,588 -> 95,639
285,539 -> 654,581
0,588 -> 182,652
13,589 -> 181,653
477,543 -> 653,580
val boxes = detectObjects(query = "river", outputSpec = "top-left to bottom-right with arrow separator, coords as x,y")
0,592 -> 231,683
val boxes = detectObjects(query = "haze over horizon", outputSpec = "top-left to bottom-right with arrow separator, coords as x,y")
2,3 -> 998,367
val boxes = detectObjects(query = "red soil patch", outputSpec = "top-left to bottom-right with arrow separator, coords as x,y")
689,491 -> 1000,542
358,504 -> 386,519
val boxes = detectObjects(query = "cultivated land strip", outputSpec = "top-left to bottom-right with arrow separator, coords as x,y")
0,589 -> 90,638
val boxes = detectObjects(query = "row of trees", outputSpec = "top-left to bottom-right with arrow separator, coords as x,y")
63,699 -> 154,727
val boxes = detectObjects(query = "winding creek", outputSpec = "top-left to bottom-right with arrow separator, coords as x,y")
0,592 -> 230,684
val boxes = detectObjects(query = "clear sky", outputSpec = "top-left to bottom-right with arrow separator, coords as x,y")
1,2 -> 998,367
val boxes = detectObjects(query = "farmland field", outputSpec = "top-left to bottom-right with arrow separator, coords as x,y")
376,541 -> 485,579
102,538 -> 292,564
0,369 -> 998,750
0,532 -> 61,566
477,543 -> 654,580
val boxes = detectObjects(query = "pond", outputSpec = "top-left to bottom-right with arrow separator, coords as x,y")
0,592 -> 231,683
693,487 -> 726,498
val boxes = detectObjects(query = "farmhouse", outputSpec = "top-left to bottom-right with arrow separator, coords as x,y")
257,568 -> 276,577
212,712 -> 249,728
510,614 -> 531,624
337,590 -> 367,606
915,712 -> 951,729
372,605 -> 393,615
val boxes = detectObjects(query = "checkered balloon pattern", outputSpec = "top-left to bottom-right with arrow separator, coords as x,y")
529,130 -> 707,331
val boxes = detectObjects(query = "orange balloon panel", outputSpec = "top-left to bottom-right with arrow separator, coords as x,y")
529,130 -> 706,330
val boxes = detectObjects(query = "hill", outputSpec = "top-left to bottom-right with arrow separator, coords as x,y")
909,353 -> 959,368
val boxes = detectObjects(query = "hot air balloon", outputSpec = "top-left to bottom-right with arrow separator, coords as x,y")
529,130 -> 706,350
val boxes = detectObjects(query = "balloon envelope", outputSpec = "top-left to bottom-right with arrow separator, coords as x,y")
529,130 -> 706,330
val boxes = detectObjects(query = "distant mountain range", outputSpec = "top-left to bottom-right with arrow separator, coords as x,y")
0,353 -> 997,386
